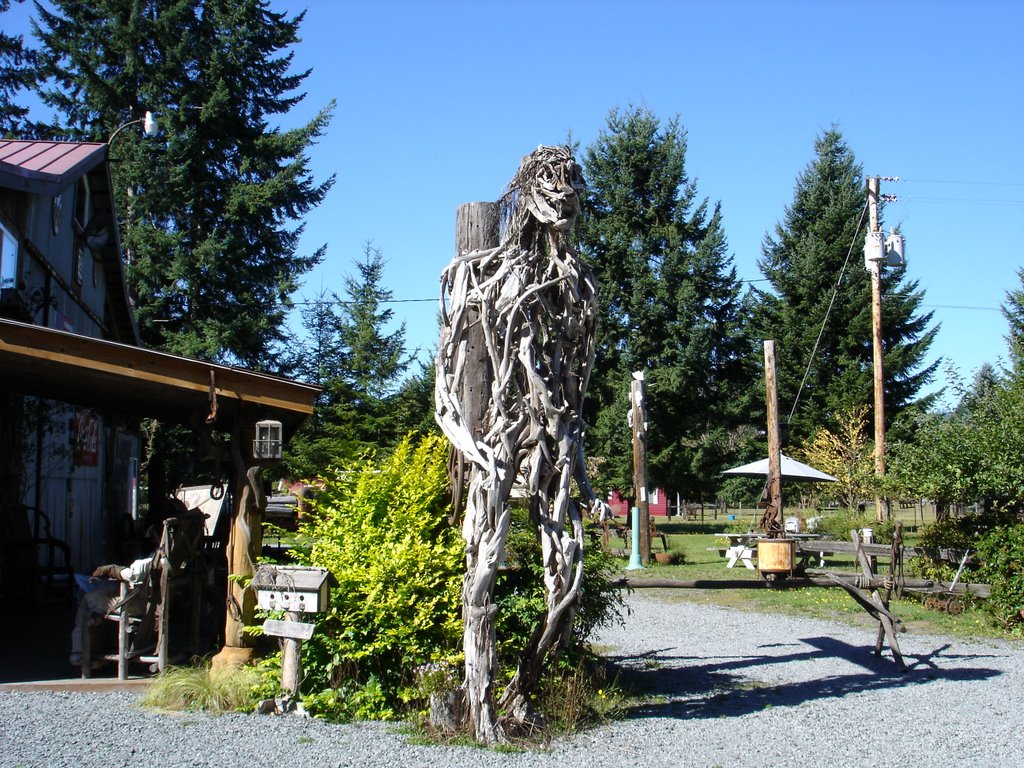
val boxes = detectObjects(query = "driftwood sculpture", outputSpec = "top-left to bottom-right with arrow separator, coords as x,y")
434,146 -> 607,744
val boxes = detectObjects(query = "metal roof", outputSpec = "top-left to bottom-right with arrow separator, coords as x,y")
0,140 -> 107,196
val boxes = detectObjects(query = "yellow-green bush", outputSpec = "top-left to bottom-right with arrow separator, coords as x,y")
293,434 -> 464,719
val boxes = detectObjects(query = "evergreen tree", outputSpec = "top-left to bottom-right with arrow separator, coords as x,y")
577,106 -> 757,500
283,243 -> 416,477
1001,267 -> 1024,373
0,0 -> 35,135
337,241 -> 411,402
750,126 -> 938,444
33,0 -> 333,367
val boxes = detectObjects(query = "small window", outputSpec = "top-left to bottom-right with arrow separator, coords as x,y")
74,176 -> 92,232
0,221 -> 18,291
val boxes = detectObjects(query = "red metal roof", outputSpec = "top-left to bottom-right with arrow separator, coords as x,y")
0,140 -> 107,195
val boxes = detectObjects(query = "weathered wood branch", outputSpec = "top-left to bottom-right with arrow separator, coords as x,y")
434,147 -> 605,744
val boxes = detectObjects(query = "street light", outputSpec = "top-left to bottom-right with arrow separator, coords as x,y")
107,111 -> 159,144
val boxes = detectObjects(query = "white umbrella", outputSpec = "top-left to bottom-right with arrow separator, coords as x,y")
722,453 -> 838,483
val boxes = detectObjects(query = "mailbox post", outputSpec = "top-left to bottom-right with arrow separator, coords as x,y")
252,565 -> 333,700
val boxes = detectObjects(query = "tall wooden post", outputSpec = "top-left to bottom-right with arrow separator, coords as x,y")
449,203 -> 499,511
454,203 -> 499,432
867,177 -> 889,522
764,341 -> 783,535
630,372 -> 650,563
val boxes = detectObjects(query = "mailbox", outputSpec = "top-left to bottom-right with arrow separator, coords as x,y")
252,565 -> 333,614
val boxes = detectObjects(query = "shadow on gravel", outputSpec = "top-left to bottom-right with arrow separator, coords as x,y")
607,636 -> 1004,721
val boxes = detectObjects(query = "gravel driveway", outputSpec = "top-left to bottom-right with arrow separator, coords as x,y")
2,589 -> 1020,768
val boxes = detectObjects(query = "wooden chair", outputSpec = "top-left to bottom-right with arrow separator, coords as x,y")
82,510 -> 206,679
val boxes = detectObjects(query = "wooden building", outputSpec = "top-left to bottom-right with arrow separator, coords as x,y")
0,140 -> 318,676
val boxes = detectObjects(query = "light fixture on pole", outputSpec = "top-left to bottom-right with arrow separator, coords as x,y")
107,110 -> 159,145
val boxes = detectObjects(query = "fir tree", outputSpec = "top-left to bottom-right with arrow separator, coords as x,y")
283,243 -> 415,476
337,241 -> 411,402
34,0 -> 333,367
750,126 -> 938,444
577,106 -> 757,499
0,0 -> 35,135
1001,267 -> 1024,373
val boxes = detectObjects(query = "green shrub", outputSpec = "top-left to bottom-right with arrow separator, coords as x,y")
812,508 -> 894,544
974,523 -> 1024,631
294,434 -> 464,720
909,507 -> 1018,583
288,433 -> 626,724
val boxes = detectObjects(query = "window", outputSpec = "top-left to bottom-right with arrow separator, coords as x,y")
74,176 -> 92,232
0,221 -> 18,292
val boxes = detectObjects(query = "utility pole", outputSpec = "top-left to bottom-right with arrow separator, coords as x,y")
864,177 -> 905,523
866,177 -> 887,522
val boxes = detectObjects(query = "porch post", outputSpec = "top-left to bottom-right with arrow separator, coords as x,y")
212,418 -> 264,669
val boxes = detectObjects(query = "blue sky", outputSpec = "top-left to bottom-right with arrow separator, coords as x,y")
8,1 -> 1023,404
276,0 -> 1023,404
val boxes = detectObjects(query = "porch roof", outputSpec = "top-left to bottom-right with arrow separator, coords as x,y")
0,318 -> 319,434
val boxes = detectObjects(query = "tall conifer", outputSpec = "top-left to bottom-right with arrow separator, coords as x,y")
750,127 -> 937,443
577,106 -> 756,499
0,0 -> 35,135
34,0 -> 333,366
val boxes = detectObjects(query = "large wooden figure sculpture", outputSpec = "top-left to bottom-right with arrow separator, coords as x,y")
435,146 -> 607,743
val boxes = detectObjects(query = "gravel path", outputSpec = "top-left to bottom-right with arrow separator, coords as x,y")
2,590 -> 1021,768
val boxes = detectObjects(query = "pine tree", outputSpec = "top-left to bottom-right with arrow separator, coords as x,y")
1001,267 -> 1024,373
750,126 -> 938,444
283,243 -> 415,476
577,106 -> 757,499
337,241 -> 411,402
34,0 -> 333,367
0,0 -> 35,135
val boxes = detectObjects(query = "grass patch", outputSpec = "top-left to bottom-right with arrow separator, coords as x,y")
141,662 -> 269,714
602,517 -> 1017,642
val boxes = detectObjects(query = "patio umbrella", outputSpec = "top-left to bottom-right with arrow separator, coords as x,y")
722,453 -> 838,483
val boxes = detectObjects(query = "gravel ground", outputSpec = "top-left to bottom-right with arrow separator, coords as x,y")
2,589 -> 1021,768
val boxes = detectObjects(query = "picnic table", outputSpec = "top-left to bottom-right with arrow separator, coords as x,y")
714,532 -> 823,569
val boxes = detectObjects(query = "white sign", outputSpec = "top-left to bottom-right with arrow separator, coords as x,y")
263,619 -> 316,640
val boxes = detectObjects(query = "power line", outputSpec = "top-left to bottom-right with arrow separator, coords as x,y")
923,303 -> 1002,312
900,177 -> 1024,187
786,198 -> 869,426
897,195 -> 1024,206
290,297 -> 436,307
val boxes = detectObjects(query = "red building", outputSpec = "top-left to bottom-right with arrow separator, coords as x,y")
607,488 -> 671,517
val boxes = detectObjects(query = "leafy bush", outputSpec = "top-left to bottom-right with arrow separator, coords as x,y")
812,508 -> 894,544
287,433 -> 626,725
493,504 -> 626,676
973,524 -> 1024,631
904,509 -> 1024,632
294,434 -> 464,720
909,507 -> 1017,582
